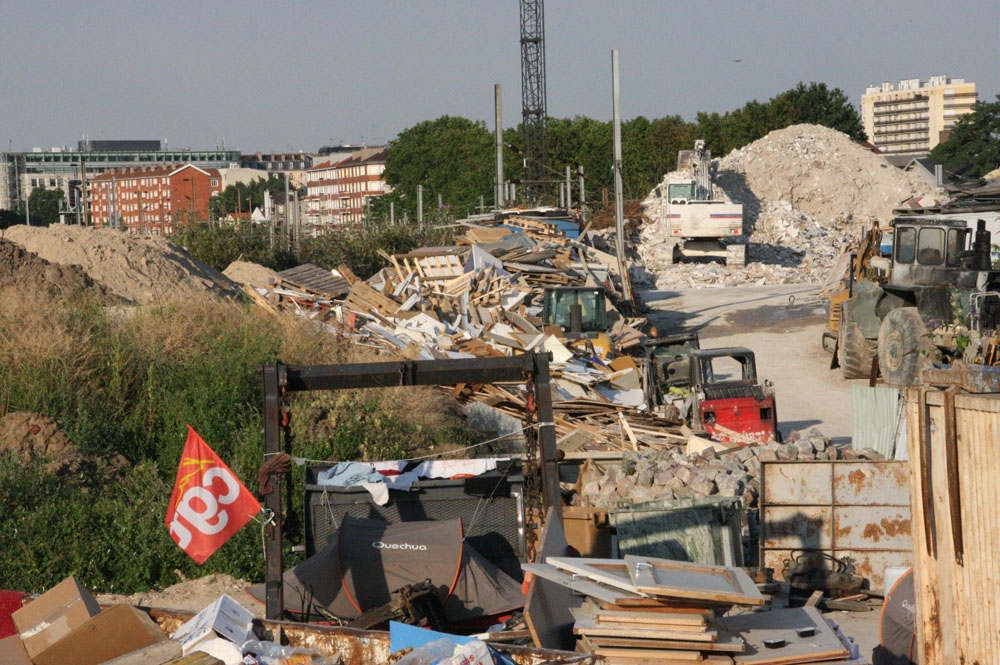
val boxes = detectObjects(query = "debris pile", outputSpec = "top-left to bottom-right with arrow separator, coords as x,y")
525,555 -> 862,663
574,428 -> 886,509
638,124 -> 939,289
3,225 -> 240,304
248,218 -> 697,452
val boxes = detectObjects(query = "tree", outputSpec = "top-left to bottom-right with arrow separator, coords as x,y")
209,175 -> 288,218
768,82 -> 866,141
381,116 -> 496,220
929,95 -> 1000,178
19,186 -> 65,226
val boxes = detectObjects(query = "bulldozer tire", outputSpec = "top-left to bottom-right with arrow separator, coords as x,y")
838,313 -> 876,379
726,244 -> 746,267
878,307 -> 933,387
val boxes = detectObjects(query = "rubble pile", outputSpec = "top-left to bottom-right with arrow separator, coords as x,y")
575,428 -> 886,509
638,124 -> 939,289
3,224 -> 240,304
248,217 -> 691,451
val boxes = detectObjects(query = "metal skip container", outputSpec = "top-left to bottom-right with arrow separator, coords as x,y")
609,496 -> 746,567
759,460 -> 912,591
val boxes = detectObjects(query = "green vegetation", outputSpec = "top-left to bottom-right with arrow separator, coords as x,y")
929,94 -> 1000,178
0,289 -> 473,593
175,220 -> 452,279
378,81 -> 864,217
208,175 -> 288,218
18,186 -> 66,226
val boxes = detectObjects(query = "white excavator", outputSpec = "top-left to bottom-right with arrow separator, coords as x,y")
654,140 -> 746,266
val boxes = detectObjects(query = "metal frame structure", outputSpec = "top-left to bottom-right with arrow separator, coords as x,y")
260,352 -> 561,620
520,0 -> 547,201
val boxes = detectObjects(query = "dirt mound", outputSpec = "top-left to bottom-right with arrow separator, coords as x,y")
0,238 -> 117,300
0,411 -> 127,478
95,573 -> 262,617
637,124 -> 940,289
223,260 -> 276,289
2,225 -> 241,304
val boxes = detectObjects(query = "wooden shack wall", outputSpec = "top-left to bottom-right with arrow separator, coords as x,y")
906,388 -> 1000,664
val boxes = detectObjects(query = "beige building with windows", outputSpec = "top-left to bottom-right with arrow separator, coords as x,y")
861,75 -> 977,157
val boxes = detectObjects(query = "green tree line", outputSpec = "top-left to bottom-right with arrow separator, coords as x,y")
376,82 -> 866,221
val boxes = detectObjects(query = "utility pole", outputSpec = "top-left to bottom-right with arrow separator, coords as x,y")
293,189 -> 300,257
495,83 -> 505,209
611,49 -> 632,303
565,164 -> 573,209
578,166 -> 585,205
417,185 -> 423,227
284,176 -> 291,250
80,158 -> 89,226
558,182 -> 565,208
389,201 -> 395,225
25,194 -> 31,226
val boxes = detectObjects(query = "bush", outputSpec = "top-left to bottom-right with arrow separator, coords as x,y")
0,288 -> 475,593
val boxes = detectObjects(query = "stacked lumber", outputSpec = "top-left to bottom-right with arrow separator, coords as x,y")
524,555 -> 861,665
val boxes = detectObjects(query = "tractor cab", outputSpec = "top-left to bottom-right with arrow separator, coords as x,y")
688,347 -> 777,444
541,286 -> 608,339
888,217 -> 994,290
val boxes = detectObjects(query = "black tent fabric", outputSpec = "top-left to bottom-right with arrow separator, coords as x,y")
874,567 -> 916,665
247,515 -> 525,622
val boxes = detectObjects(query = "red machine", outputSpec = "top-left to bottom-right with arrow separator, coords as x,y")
688,348 -> 778,444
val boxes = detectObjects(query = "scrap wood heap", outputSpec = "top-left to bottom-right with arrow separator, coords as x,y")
246,220 -> 693,453
524,556 -> 861,665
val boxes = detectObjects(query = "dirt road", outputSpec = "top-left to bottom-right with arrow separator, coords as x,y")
643,283 -> 866,444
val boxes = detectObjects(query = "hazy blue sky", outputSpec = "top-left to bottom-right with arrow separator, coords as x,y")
2,0 -> 996,153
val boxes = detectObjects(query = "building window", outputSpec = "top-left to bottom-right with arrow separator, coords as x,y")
210,179 -> 219,187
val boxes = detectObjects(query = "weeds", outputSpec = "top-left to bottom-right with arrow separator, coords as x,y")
0,286 -> 474,592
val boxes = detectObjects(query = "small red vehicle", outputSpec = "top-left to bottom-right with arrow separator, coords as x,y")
688,347 -> 779,444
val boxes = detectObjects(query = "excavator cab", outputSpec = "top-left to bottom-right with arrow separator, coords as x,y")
541,286 -> 608,338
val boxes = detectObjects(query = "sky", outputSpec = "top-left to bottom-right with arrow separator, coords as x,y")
1,0 -> 997,153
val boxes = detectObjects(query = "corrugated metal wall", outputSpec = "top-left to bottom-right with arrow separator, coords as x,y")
851,385 -> 901,457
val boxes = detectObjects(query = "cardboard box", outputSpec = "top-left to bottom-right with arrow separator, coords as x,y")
0,634 -> 32,665
12,575 -> 101,659
171,594 -> 252,653
32,604 -> 166,665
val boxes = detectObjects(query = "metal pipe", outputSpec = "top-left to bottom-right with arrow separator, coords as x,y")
611,49 -> 632,302
566,164 -> 573,209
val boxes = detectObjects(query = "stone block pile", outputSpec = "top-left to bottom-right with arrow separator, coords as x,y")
575,428 -> 886,509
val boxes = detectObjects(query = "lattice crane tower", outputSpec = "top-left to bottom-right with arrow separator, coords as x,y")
519,0 -> 547,202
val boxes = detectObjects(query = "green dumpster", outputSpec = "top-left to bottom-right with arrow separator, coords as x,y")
609,496 -> 745,567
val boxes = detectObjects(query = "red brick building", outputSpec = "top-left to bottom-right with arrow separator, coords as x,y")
88,163 -> 222,234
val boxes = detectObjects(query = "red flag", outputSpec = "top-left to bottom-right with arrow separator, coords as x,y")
166,426 -> 262,564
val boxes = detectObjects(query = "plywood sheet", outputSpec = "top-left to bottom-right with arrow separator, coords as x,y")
718,607 -> 848,665
521,564 -> 638,605
586,631 -> 746,653
625,556 -> 766,606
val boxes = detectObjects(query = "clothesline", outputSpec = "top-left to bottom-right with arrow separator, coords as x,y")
263,422 -> 548,466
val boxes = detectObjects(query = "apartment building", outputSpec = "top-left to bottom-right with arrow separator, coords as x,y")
87,164 -> 222,234
0,141 -> 239,211
861,75 -> 978,156
304,147 -> 389,228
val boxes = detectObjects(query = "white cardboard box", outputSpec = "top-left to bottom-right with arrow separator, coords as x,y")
171,594 -> 252,653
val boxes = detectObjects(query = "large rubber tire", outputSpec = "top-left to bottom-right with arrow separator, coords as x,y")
662,240 -> 678,265
878,307 -> 933,387
838,310 -> 877,379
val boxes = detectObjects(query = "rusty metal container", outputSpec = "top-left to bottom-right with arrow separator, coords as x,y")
906,388 -> 1000,665
759,460 -> 912,592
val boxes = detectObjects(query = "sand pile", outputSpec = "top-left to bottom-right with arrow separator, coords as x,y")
637,124 -> 940,289
0,238 -> 119,300
223,260 -> 276,289
0,411 -> 128,478
2,225 -> 240,304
